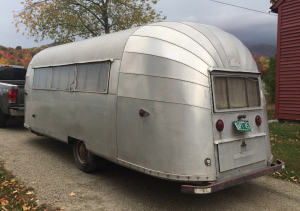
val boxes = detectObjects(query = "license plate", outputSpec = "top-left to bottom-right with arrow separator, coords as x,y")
233,120 -> 253,132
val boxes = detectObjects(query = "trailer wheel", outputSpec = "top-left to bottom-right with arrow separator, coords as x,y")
0,110 -> 9,128
73,140 -> 101,173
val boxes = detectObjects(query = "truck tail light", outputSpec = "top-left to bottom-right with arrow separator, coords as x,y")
255,115 -> 262,126
216,119 -> 224,132
8,89 -> 18,104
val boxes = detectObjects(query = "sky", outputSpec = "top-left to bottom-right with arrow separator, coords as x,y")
0,0 -> 278,49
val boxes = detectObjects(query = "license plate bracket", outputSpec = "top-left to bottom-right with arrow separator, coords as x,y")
233,120 -> 253,132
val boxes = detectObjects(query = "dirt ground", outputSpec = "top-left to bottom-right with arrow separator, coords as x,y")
1,118 -> 300,211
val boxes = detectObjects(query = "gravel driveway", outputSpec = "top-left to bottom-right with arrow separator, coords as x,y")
1,118 -> 300,211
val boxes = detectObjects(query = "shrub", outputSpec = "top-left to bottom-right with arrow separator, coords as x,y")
0,54 -> 2,59
9,51 -> 14,55
16,62 -> 23,66
264,55 -> 276,103
16,46 -> 22,50
18,53 -> 23,59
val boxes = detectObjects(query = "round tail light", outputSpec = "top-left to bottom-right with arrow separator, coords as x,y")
216,119 -> 224,132
255,115 -> 262,126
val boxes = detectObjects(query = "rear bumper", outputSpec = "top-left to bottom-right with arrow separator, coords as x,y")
10,107 -> 24,116
181,159 -> 285,194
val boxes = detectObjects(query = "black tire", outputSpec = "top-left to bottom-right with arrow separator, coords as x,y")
73,140 -> 101,173
0,109 -> 9,128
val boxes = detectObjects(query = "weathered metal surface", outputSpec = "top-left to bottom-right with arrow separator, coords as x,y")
25,21 -> 272,186
30,27 -> 139,68
181,159 -> 285,194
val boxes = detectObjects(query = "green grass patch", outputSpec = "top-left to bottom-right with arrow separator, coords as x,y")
0,159 -> 58,211
269,122 -> 300,184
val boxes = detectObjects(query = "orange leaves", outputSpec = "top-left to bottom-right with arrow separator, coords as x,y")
69,192 -> 76,196
0,199 -> 9,206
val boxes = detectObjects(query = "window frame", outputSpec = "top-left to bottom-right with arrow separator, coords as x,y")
74,62 -> 110,93
211,71 -> 262,113
32,61 -> 111,94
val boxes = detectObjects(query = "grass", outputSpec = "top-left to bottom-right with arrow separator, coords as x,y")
0,159 -> 58,211
266,102 -> 275,120
269,122 -> 300,184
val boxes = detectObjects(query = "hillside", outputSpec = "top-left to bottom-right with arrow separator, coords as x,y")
0,43 -> 57,68
247,44 -> 277,59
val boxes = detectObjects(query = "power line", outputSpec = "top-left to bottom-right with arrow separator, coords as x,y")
210,0 -> 278,16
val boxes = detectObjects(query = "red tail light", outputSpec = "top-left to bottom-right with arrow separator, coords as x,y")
216,119 -> 224,132
8,89 -> 18,104
255,115 -> 262,126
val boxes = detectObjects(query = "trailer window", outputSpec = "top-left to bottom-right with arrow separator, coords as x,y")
51,65 -> 75,90
214,77 -> 260,110
33,68 -> 52,89
76,62 -> 109,92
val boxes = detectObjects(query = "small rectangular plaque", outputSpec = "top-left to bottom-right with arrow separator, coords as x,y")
233,120 -> 253,132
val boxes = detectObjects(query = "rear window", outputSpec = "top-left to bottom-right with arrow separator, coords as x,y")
213,76 -> 261,110
0,67 -> 26,80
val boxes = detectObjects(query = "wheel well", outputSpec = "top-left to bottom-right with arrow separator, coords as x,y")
68,136 -> 76,145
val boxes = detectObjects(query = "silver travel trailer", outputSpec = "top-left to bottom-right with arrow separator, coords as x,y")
24,21 -> 284,194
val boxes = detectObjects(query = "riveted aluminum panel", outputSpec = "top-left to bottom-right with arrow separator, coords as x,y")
229,34 -> 248,70
117,97 -> 216,176
120,53 -> 209,87
124,36 -> 209,76
132,26 -> 217,67
26,89 -> 118,160
182,22 -> 230,68
203,25 -> 241,69
218,137 -> 267,172
149,22 -> 224,68
108,60 -> 121,95
118,73 -> 211,109
30,27 -> 139,68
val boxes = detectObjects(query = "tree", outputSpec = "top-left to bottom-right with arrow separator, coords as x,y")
256,57 -> 269,78
18,53 -> 23,59
0,54 -> 2,59
29,51 -> 36,57
7,60 -> 16,65
0,58 -> 7,65
13,0 -> 166,43
16,62 -> 23,66
270,0 -> 278,4
16,46 -> 22,50
264,55 -> 276,103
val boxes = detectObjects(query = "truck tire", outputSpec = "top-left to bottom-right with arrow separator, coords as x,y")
0,110 -> 9,128
73,140 -> 102,173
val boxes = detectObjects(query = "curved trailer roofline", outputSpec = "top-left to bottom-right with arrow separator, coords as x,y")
30,21 -> 258,75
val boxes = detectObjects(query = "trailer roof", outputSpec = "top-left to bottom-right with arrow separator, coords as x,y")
30,22 -> 258,74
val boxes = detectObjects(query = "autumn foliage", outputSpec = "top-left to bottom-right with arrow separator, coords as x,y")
0,45 -> 54,68
255,57 -> 270,77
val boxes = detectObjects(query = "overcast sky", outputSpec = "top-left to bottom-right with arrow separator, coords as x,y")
0,0 -> 277,49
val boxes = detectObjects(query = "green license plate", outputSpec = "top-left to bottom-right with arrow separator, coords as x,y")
233,120 -> 253,132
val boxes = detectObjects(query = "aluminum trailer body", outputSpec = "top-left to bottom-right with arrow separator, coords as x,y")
24,22 -> 283,193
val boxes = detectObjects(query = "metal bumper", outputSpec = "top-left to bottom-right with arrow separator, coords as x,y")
10,107 -> 24,116
181,159 -> 285,194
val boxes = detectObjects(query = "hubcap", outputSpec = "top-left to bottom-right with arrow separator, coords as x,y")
78,141 -> 88,163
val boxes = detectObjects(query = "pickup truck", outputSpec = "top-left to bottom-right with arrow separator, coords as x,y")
0,64 -> 26,127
